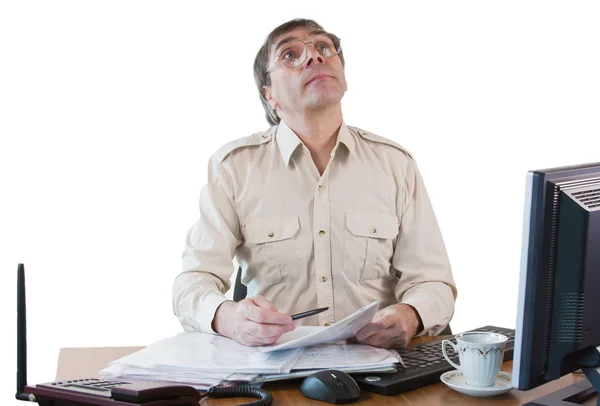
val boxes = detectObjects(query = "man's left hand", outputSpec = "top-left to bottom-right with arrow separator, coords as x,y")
353,304 -> 422,349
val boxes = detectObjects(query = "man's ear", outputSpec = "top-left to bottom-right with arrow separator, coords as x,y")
263,85 -> 278,111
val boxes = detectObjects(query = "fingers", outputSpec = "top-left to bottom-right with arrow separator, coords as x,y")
245,322 -> 294,345
246,320 -> 295,339
355,322 -> 412,348
223,296 -> 305,346
360,335 -> 408,349
356,313 -> 395,341
356,327 -> 400,347
243,297 -> 293,325
232,296 -> 295,346
235,327 -> 291,346
250,295 -> 278,312
235,318 -> 295,346
354,306 -> 414,348
238,332 -> 278,347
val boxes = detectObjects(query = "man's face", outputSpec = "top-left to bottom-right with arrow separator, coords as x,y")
264,27 -> 348,119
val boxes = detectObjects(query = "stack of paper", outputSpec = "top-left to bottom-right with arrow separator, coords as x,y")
99,332 -> 303,389
99,301 -> 403,389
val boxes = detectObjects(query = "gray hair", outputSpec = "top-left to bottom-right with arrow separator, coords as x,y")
253,18 -> 345,126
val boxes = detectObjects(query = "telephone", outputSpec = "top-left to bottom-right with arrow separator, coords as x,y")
22,379 -> 202,405
15,264 -> 273,406
21,378 -> 273,405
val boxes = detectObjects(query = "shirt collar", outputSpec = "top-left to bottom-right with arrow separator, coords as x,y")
336,122 -> 356,158
276,120 -> 356,167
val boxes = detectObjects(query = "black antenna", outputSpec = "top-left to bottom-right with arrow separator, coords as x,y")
16,263 -> 34,401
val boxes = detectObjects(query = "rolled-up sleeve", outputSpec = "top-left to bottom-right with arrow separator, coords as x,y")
172,157 -> 241,334
393,157 -> 457,336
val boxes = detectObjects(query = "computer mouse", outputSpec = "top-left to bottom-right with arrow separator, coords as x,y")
300,369 -> 361,404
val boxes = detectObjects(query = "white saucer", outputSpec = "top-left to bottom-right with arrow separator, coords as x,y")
440,370 -> 513,397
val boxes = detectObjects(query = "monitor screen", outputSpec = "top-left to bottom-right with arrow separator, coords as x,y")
512,161 -> 600,404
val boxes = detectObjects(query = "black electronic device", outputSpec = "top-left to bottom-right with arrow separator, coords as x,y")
300,369 -> 362,404
15,263 -> 273,406
512,162 -> 600,405
352,325 -> 515,396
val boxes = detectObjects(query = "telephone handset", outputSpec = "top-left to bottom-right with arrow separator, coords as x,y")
24,378 -> 273,405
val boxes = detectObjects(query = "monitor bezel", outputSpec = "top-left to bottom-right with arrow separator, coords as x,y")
513,162 -> 600,391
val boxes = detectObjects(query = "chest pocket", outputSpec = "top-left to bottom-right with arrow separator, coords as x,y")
244,215 -> 305,284
343,212 -> 399,281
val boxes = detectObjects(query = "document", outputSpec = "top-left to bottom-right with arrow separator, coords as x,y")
102,340 -> 402,387
230,341 -> 403,383
256,300 -> 380,352
99,301 -> 400,388
250,365 -> 398,383
101,331 -> 304,374
291,342 -> 400,370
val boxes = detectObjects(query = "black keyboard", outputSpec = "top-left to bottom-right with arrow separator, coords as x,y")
352,325 -> 516,396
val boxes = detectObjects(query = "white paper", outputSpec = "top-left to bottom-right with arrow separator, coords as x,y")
253,365 -> 399,383
291,342 -> 400,370
100,365 -> 223,389
99,332 -> 304,375
256,301 -> 380,352
102,341 -> 401,384
246,342 -> 402,382
98,301 -> 401,388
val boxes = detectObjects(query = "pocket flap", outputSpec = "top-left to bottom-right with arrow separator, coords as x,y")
346,212 -> 399,239
245,215 -> 300,244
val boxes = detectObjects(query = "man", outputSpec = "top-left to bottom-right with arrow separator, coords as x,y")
172,18 -> 457,349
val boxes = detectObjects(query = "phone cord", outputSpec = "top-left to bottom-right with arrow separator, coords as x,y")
202,385 -> 273,406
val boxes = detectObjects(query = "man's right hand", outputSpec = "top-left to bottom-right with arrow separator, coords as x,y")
212,295 -> 295,346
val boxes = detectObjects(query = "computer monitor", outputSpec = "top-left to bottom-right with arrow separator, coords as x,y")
513,162 -> 600,405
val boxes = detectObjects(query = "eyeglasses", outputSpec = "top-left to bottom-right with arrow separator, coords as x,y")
266,34 -> 341,75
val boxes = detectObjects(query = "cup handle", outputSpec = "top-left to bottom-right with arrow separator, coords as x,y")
442,340 -> 461,371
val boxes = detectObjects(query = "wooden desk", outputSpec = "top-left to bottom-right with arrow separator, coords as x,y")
55,337 -> 596,406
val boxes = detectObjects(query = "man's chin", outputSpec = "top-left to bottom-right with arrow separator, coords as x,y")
304,90 -> 345,110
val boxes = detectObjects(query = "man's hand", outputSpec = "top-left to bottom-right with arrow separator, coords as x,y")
212,295 -> 295,346
353,304 -> 422,349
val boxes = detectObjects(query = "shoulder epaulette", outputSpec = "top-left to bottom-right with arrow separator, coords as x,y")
213,129 -> 274,164
350,126 -> 413,159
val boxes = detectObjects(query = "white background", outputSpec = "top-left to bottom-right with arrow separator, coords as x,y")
1,1 -> 599,404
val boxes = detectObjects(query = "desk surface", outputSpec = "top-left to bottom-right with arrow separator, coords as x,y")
55,337 -> 595,406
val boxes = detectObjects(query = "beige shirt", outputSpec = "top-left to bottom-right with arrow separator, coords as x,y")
173,121 -> 457,336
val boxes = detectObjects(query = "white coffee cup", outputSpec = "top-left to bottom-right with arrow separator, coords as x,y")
442,332 -> 508,387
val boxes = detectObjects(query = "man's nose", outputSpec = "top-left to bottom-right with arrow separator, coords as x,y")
305,45 -> 324,68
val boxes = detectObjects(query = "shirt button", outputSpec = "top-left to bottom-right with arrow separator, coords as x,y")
319,230 -> 326,236
324,322 -> 331,327
321,275 -> 327,282
317,185 -> 324,192
369,227 -> 377,234
268,232 -> 275,237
